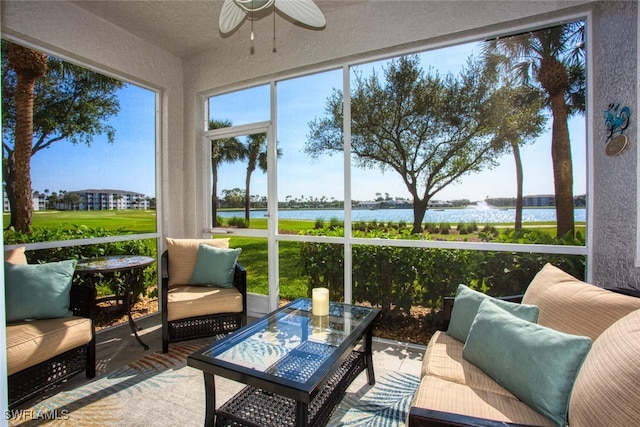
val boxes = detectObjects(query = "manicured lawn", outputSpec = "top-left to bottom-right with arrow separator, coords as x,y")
7,210 -> 585,302
4,210 -> 156,233
229,236 -> 309,299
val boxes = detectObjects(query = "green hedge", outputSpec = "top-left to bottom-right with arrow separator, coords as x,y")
298,227 -> 585,318
4,225 -> 157,301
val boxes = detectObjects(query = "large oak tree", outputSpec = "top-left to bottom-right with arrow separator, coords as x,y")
306,55 -> 543,234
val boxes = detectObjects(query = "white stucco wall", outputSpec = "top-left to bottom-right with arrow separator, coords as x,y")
591,1 -> 639,288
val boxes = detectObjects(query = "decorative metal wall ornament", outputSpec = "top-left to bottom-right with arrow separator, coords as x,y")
603,103 -> 631,156
219,0 -> 326,38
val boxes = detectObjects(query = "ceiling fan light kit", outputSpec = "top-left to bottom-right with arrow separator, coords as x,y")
219,0 -> 326,37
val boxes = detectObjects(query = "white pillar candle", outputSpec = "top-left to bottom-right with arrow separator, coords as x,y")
312,287 -> 330,316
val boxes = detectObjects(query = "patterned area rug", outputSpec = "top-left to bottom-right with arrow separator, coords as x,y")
10,337 -> 419,427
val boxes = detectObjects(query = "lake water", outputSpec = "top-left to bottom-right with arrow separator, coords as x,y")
218,207 -> 587,224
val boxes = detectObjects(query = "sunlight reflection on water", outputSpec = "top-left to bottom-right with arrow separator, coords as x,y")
218,208 -> 586,223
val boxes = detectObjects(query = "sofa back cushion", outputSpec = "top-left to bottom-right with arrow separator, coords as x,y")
5,260 -> 77,322
447,284 -> 539,343
5,246 -> 27,264
189,245 -> 242,288
521,263 -> 640,341
463,299 -> 591,427
569,309 -> 640,426
165,238 -> 230,287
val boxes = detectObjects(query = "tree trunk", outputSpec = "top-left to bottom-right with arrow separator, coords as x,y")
13,73 -> 37,233
411,199 -> 429,234
245,168 -> 253,225
212,159 -> 219,227
512,141 -> 523,230
8,43 -> 47,234
549,93 -> 574,238
537,55 -> 574,238
3,157 -> 17,229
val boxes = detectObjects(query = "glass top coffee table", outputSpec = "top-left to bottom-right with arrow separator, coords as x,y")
187,298 -> 380,427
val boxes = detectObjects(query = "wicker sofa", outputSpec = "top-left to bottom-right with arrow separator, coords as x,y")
408,263 -> 640,427
5,247 -> 96,409
161,238 -> 247,353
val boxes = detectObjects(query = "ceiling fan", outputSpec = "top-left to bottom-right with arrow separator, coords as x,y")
219,0 -> 326,34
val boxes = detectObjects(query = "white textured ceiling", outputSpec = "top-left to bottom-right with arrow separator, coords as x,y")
71,1 -> 359,58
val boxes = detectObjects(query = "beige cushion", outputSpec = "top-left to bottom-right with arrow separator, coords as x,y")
569,309 -> 640,426
522,263 -> 640,341
167,285 -> 242,321
6,317 -> 93,375
5,246 -> 27,264
411,375 -> 555,426
421,331 -> 516,398
165,237 -> 230,287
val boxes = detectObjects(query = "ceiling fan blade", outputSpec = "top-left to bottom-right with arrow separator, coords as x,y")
274,0 -> 326,28
219,0 -> 247,33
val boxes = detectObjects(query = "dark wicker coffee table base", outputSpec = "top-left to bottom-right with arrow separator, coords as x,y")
216,350 -> 366,427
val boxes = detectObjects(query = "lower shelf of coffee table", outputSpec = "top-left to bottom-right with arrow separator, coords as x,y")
215,350 -> 366,427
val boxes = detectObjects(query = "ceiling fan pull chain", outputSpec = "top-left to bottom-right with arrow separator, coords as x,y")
250,7 -> 255,41
272,10 -> 277,53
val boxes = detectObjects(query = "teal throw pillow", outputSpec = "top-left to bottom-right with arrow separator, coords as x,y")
462,299 -> 592,427
189,244 -> 241,288
5,260 -> 77,323
447,284 -> 539,343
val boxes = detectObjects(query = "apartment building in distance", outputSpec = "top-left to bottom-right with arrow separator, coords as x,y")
74,189 -> 149,210
3,189 -> 150,212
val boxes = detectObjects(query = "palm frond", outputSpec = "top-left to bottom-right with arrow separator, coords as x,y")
333,372 -> 420,426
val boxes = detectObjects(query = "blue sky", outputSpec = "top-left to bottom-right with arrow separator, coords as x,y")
30,40 -> 586,203
30,84 -> 157,197
214,42 -> 586,203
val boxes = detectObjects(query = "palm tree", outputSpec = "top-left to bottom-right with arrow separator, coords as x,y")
488,83 -> 546,230
7,42 -> 47,232
209,119 -> 244,226
242,133 -> 282,225
484,21 -> 585,237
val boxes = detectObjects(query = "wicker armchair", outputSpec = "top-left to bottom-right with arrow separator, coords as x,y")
161,245 -> 247,353
7,283 -> 96,409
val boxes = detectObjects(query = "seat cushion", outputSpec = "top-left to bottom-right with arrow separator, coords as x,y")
569,309 -> 640,426
6,316 -> 93,376
167,285 -> 243,321
412,375 -> 555,426
522,264 -> 640,341
421,331 -> 517,398
165,237 -> 230,287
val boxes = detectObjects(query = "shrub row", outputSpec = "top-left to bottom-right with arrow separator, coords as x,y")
298,227 -> 585,318
4,225 -> 157,301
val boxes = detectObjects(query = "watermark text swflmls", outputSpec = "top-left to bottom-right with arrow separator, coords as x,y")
4,408 -> 70,421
